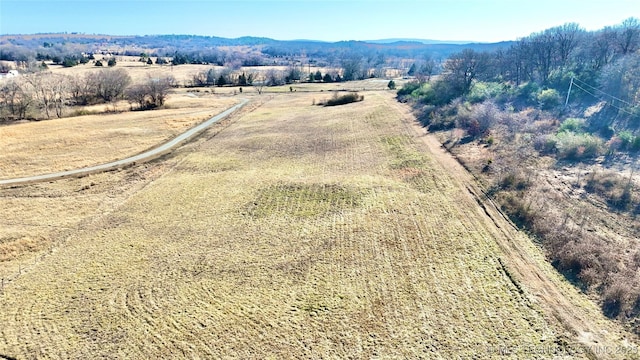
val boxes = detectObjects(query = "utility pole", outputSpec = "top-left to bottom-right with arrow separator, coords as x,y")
564,77 -> 574,107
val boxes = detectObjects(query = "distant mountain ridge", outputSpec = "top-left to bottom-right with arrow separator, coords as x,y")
0,33 -> 515,63
366,38 -> 478,45
2,33 -> 502,47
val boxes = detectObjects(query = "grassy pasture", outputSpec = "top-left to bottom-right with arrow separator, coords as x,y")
0,90 -> 636,358
0,95 -> 239,179
48,57 -> 355,88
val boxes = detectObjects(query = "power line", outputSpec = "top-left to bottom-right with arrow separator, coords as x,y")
568,78 -> 639,118
572,77 -> 637,108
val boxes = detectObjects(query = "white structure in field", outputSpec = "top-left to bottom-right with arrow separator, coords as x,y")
0,70 -> 20,80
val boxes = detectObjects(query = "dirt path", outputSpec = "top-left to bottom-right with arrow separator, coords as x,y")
385,95 -> 638,359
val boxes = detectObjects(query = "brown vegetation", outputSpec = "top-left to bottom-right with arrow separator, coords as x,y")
4,90 -> 635,358
432,100 -> 640,335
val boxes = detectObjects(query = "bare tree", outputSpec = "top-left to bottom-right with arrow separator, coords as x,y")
341,55 -> 364,81
125,74 -> 175,109
615,17 -> 640,55
125,84 -> 148,110
442,49 -> 491,95
92,68 -> 131,103
68,73 -> 99,105
265,69 -> 285,86
551,23 -> 585,67
191,68 -> 217,87
528,29 -> 556,83
0,78 -> 34,120
25,72 -> 69,119
589,27 -> 618,70
146,74 -> 175,106
413,57 -> 436,83
252,73 -> 267,95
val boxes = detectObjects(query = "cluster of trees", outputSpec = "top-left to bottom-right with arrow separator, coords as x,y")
189,66 -> 346,88
126,75 -> 175,109
401,18 -> 640,133
0,69 -> 175,121
190,68 -> 257,87
307,70 -> 343,83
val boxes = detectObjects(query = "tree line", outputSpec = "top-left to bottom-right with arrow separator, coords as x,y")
400,17 -> 640,133
0,69 -> 175,121
397,17 -> 640,330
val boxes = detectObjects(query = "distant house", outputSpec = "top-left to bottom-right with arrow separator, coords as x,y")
0,70 -> 20,80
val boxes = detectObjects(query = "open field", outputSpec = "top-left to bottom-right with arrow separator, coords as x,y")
46,57 -> 354,87
0,94 -> 240,179
0,90 -> 637,358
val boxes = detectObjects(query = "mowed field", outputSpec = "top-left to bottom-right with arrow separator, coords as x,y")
0,90 -> 636,358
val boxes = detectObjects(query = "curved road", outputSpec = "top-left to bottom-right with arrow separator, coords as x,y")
0,99 -> 249,187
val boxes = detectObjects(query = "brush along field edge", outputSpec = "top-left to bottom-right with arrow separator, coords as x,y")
390,97 -> 639,359
0,91 -> 636,359
0,99 -> 248,187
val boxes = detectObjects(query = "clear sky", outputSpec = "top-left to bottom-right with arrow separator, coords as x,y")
1,0 -> 638,42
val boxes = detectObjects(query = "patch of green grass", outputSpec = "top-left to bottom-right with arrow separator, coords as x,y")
380,135 -> 428,170
246,183 -> 364,218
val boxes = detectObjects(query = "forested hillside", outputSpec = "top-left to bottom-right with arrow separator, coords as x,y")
0,33 -> 510,69
398,17 -> 640,334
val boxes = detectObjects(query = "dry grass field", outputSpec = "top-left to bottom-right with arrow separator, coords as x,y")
47,57 -> 355,88
0,94 -> 240,178
0,89 -> 637,358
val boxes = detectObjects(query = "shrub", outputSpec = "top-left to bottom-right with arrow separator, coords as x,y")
322,92 -> 363,106
428,111 -> 455,131
618,131 -> 635,147
486,136 -> 494,145
632,136 -> 640,152
559,117 -> 586,133
606,135 -> 625,153
414,104 -> 436,127
387,80 -> 396,90
582,171 -> 636,211
498,193 -> 536,229
62,56 -> 78,67
515,82 -> 540,105
602,279 -> 635,318
396,81 -> 420,98
466,82 -> 504,104
533,134 -> 558,154
537,88 -> 561,110
428,100 -> 463,131
555,132 -> 603,160
500,172 -> 530,191
455,101 -> 498,138
610,130 -> 640,152
405,83 -> 437,103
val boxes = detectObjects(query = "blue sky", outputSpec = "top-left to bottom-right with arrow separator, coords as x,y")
1,0 -> 638,42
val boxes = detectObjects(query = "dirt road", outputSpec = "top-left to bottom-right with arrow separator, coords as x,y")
0,99 -> 248,187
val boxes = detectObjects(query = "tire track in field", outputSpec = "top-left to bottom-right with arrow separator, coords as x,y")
2,91 -> 626,359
